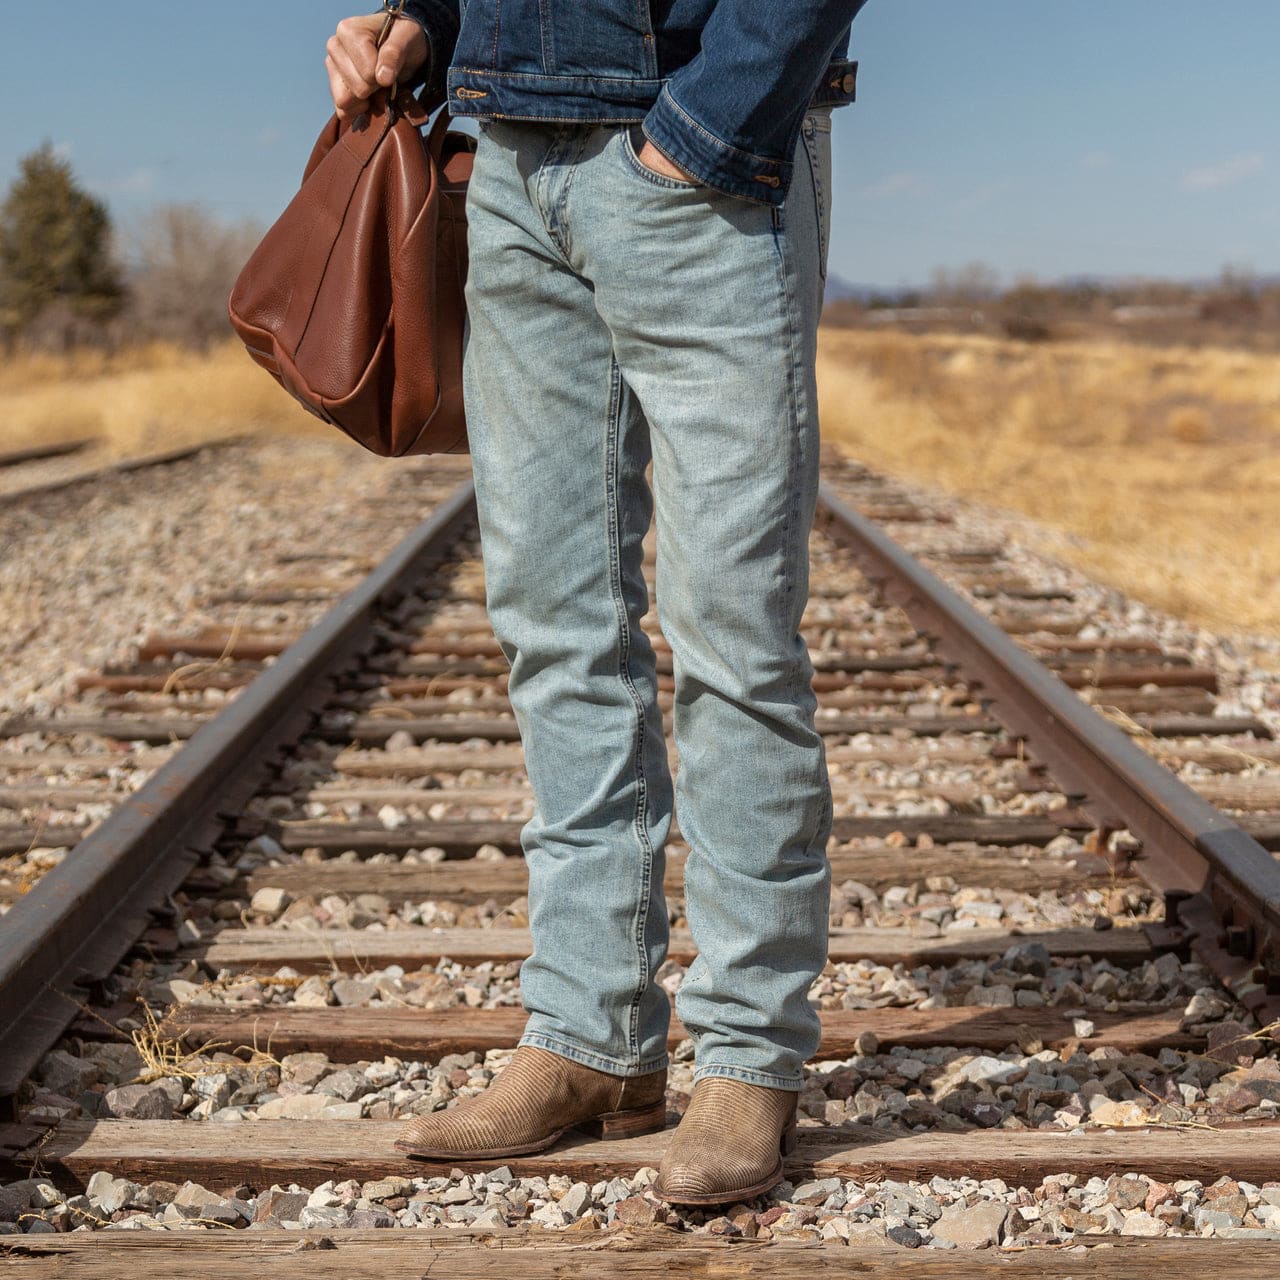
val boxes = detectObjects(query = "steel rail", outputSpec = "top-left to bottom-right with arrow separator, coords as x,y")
0,479 -> 476,1111
0,439 -> 244,505
0,439 -> 96,469
818,482 -> 1280,1023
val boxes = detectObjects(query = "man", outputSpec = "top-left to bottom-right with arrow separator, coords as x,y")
327,0 -> 867,1206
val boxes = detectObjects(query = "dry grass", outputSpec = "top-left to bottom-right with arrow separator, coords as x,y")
817,329 -> 1280,636
0,339 -> 326,457
6,332 -> 1277,637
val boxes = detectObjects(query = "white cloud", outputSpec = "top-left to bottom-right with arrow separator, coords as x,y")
1181,153 -> 1264,190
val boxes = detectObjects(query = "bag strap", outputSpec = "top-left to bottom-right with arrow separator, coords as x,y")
376,0 -> 448,121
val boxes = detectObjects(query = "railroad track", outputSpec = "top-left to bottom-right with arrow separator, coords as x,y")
0,439 -> 246,504
0,439 -> 98,470
2,450 -> 1280,1273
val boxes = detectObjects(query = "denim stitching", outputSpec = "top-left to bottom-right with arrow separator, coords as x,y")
452,67 -> 665,84
531,131 -> 554,250
693,1062 -> 803,1090
536,0 -> 556,74
533,129 -> 578,261
553,130 -> 590,261
772,139 -> 833,1052
623,126 -> 700,191
774,135 -> 835,1035
800,125 -> 828,278
604,356 -> 657,1064
519,1030 -> 668,1077
768,201 -> 802,704
659,85 -> 783,171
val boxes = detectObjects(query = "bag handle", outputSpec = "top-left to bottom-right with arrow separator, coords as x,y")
376,0 -> 449,118
375,0 -> 408,100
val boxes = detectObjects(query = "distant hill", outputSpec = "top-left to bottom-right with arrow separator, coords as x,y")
826,270 -> 1280,302
824,273 -> 893,304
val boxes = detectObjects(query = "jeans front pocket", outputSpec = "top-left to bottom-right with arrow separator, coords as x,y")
620,124 -> 703,191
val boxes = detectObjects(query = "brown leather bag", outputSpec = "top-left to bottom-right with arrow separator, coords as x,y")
228,89 -> 471,456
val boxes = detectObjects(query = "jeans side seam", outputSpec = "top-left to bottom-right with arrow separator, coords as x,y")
800,127 -> 829,280
769,206 -> 803,707
772,151 -> 834,1012
604,356 -> 656,1063
776,148 -> 835,995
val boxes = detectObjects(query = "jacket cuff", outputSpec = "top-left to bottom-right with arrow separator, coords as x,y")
642,85 -> 791,208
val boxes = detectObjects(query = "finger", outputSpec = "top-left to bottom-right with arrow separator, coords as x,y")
375,22 -> 425,87
326,54 -> 369,120
329,31 -> 379,100
334,17 -> 382,86
327,36 -> 378,104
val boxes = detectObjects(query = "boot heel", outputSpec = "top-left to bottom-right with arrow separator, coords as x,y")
780,1111 -> 798,1156
577,1098 -> 668,1141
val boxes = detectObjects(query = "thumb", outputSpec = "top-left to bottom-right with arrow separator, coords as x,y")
375,23 -> 418,86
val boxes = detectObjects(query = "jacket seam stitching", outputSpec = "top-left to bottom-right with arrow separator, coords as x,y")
452,67 -> 664,85
657,85 -> 781,170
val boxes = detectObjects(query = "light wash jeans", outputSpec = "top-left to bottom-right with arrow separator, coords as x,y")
462,108 -> 834,1090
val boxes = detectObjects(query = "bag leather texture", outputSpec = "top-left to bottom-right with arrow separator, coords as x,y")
228,91 -> 471,456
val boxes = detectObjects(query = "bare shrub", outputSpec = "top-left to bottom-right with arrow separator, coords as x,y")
123,204 -> 261,349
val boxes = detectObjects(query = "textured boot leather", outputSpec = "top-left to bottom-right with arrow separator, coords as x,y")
394,1045 -> 667,1159
653,1077 -> 799,1204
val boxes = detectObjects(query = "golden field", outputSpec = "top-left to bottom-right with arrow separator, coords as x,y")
3,332 -> 1278,638
817,329 -> 1280,637
0,340 -> 325,457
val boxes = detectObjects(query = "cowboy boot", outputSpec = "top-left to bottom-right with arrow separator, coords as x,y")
394,1045 -> 668,1160
652,1077 -> 798,1205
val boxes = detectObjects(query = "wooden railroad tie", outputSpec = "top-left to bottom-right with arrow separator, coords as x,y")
6,1232 -> 1279,1278
154,1003 -> 1203,1063
4,1118 -> 1280,1191
169,924 -> 1156,972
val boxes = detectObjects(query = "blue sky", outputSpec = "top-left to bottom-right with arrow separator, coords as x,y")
2,2 -> 1276,289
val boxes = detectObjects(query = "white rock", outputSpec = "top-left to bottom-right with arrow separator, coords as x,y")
250,887 -> 290,915
531,1202 -> 569,1228
256,1094 -> 335,1120
960,1056 -> 1022,1085
558,1182 -> 591,1219
1120,1212 -> 1167,1237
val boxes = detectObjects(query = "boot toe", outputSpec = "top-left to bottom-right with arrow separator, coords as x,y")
654,1149 -> 784,1205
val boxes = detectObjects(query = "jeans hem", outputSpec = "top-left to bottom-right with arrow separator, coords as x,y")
693,1062 -> 803,1091
519,1030 -> 669,1077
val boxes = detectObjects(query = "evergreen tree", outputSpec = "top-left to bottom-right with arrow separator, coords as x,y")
0,143 -> 124,338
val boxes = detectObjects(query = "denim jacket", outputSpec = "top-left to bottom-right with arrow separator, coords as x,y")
401,1 -> 867,205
